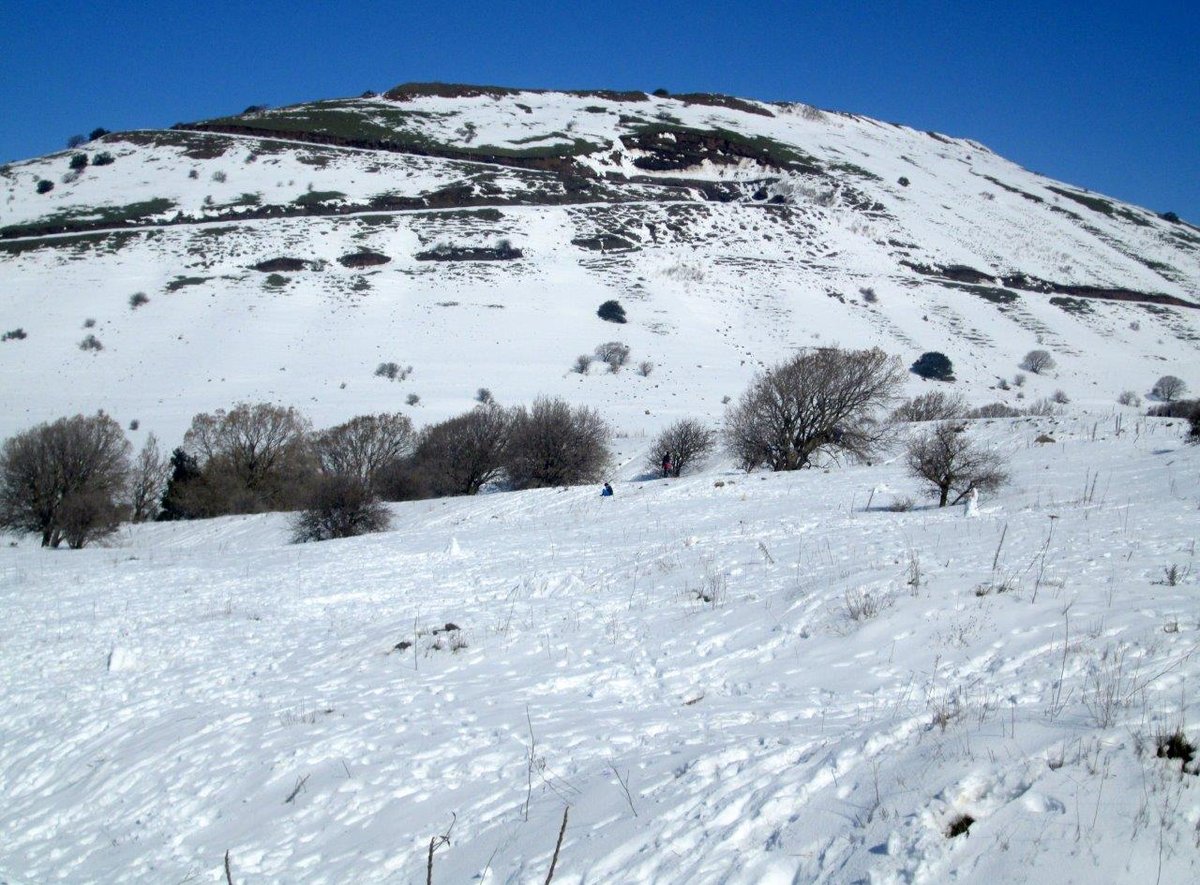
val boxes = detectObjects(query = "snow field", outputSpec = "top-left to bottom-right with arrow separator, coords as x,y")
1,414 -> 1198,883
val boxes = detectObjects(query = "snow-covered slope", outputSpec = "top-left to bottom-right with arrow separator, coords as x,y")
1,83 -> 1197,445
2,416 -> 1198,882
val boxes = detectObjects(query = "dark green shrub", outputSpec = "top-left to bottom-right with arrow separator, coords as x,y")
36,179 -> 54,194
69,153 -> 88,171
88,127 -> 110,141
910,352 -> 954,381
597,299 -> 627,323
92,152 -> 114,166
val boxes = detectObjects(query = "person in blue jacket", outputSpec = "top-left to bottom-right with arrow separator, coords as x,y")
601,482 -> 614,497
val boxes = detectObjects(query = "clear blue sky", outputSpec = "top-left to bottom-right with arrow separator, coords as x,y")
2,1 -> 1196,220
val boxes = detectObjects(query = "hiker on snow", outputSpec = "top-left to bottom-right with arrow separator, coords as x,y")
601,482 -> 614,497
661,452 -> 672,477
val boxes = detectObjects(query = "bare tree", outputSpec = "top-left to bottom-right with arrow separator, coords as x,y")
724,347 -> 904,471
1151,375 -> 1187,402
0,412 -> 131,547
415,405 -> 513,496
891,390 -> 967,423
311,413 -> 414,490
291,474 -> 390,542
506,397 -> 611,489
594,341 -> 631,373
649,419 -> 716,477
183,402 -> 313,512
905,422 -> 1009,507
1020,349 -> 1056,374
128,433 -> 171,522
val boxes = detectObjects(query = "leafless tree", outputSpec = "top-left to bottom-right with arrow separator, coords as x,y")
891,390 -> 967,423
291,474 -> 390,542
1020,349 -> 1056,375
905,422 -> 1009,507
648,419 -> 717,477
1151,375 -> 1187,402
506,396 -> 611,488
724,347 -> 904,471
0,412 -> 131,547
128,433 -> 171,522
414,405 -> 513,496
183,402 -> 312,512
594,341 -> 631,373
311,413 -> 414,490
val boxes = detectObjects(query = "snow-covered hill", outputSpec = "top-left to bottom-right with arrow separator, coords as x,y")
1,83 -> 1198,445
1,416 -> 1198,882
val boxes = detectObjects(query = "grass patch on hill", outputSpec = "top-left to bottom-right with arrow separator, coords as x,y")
293,190 -> 347,207
1,198 -> 176,238
203,100 -> 607,160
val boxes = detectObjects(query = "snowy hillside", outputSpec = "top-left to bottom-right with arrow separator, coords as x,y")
1,415 -> 1198,882
1,83 -> 1198,446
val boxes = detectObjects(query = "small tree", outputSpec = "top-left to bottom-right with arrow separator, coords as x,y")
69,153 -> 89,171
649,419 -> 716,477
311,413 -> 414,491
892,390 -> 967,423
1151,375 -> 1187,402
0,412 -> 131,547
906,422 -> 1009,507
291,474 -> 390,542
66,134 -> 86,148
183,402 -> 312,513
506,397 -> 611,489
128,433 -> 171,522
595,341 -> 631,373
910,352 -> 954,381
597,300 -> 627,323
724,347 -> 904,471
1021,349 -> 1056,374
36,179 -> 54,194
1117,390 -> 1142,407
415,405 -> 512,496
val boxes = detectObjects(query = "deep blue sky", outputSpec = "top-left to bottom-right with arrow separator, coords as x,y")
2,1 -> 1196,220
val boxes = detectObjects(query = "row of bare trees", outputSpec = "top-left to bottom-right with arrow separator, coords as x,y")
9,345 -> 1124,548
0,395 -> 615,547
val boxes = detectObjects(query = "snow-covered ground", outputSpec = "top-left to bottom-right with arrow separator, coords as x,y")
2,414 -> 1198,883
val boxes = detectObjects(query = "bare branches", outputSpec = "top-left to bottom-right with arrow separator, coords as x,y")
544,807 -> 569,885
724,347 -> 904,471
284,773 -> 310,804
905,422 -> 1009,507
648,419 -> 716,477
